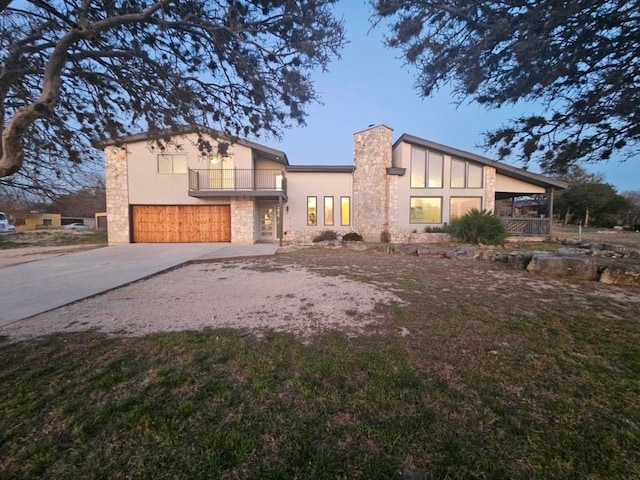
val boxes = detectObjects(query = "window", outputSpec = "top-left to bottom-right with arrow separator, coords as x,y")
410,197 -> 442,223
324,197 -> 334,226
451,159 -> 466,188
450,197 -> 482,220
450,158 -> 483,188
340,197 -> 350,226
43,219 -> 52,226
307,197 -> 317,226
467,164 -> 483,188
411,147 -> 443,188
410,148 -> 426,188
157,154 -> 187,174
428,152 -> 443,188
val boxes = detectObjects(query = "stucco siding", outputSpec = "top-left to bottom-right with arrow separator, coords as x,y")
126,133 -> 253,205
496,173 -> 546,194
284,171 -> 353,241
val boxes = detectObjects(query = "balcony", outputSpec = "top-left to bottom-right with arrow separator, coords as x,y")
499,216 -> 551,237
188,169 -> 287,199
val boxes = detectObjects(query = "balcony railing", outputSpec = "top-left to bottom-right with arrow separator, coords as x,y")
500,216 -> 551,237
189,169 -> 286,195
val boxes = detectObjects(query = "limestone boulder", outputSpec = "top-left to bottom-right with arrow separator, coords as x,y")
599,261 -> 640,287
526,255 -> 598,280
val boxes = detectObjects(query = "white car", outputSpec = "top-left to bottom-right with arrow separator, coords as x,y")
64,222 -> 89,231
0,212 -> 16,233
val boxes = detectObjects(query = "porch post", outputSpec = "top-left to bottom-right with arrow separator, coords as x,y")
546,188 -> 555,238
278,195 -> 283,247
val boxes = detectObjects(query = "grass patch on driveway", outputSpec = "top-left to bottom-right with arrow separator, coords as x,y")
1,248 -> 640,479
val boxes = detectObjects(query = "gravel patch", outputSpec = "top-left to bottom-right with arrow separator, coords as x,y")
1,260 -> 407,341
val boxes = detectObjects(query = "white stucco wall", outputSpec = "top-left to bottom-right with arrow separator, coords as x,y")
125,133 -> 254,205
283,171 -> 353,242
496,173 -> 546,194
392,141 -> 487,232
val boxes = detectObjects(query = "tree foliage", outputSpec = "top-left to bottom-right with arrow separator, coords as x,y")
553,167 -> 631,227
0,0 -> 344,192
373,0 -> 640,172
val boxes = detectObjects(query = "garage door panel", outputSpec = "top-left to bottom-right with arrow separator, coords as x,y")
132,205 -> 231,242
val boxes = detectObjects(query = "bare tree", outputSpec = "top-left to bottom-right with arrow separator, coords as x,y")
0,0 -> 345,191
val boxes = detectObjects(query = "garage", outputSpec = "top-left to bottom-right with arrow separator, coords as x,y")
132,205 -> 231,243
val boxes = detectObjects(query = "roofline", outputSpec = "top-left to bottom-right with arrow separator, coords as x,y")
394,133 -> 567,189
99,125 -> 289,166
286,165 -> 354,173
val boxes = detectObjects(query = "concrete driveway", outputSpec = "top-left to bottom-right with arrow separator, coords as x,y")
0,243 -> 278,327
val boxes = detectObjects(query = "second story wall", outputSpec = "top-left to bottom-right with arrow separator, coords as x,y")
127,133 -> 254,204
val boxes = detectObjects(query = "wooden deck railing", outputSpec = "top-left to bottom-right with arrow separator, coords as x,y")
189,169 -> 286,193
499,216 -> 551,237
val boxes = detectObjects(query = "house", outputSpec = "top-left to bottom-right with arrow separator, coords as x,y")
13,213 -> 62,232
103,124 -> 565,245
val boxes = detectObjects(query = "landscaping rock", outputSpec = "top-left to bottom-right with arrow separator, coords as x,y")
343,242 -> 369,251
505,252 -> 535,270
557,247 -> 589,256
599,260 -> 640,287
416,247 -> 447,258
392,244 -> 419,255
526,255 -> 598,280
444,246 -> 481,260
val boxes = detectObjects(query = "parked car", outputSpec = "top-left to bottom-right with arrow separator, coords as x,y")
64,222 -> 89,231
0,212 -> 16,233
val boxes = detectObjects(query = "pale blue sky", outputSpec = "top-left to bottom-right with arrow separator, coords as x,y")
272,0 -> 639,193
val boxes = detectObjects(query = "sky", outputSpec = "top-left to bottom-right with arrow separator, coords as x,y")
270,0 -> 639,193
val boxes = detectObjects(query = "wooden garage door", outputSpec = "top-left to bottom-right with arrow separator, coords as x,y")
132,205 -> 231,242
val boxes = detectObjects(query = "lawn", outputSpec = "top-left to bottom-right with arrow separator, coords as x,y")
1,247 -> 639,479
0,230 -> 107,249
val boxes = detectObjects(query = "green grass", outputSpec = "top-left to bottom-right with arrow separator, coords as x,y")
1,249 -> 639,479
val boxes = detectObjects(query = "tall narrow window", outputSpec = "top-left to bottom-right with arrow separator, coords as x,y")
428,152 -> 443,188
451,159 -> 466,188
324,197 -> 334,226
340,197 -> 350,226
410,147 -> 426,188
307,197 -> 317,226
467,164 -> 483,188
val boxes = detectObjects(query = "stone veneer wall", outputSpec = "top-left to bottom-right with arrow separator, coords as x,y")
484,166 -> 497,214
352,125 -> 393,242
230,198 -> 255,243
105,146 -> 130,245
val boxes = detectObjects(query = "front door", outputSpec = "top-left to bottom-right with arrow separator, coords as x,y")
259,206 -> 278,242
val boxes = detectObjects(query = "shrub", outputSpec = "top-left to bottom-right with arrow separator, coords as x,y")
423,225 -> 448,233
447,209 -> 507,245
380,231 -> 391,243
312,230 -> 338,242
342,232 -> 363,242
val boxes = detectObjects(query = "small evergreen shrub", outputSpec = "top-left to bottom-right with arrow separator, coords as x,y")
423,225 -> 448,233
380,231 -> 391,243
447,209 -> 507,245
312,230 -> 338,242
342,232 -> 363,242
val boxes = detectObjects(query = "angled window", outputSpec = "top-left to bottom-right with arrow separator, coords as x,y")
467,164 -> 483,188
410,147 -> 426,188
451,159 -> 466,188
428,151 -> 443,188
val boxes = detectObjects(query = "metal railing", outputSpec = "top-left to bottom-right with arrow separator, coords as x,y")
500,216 -> 551,236
189,169 -> 286,193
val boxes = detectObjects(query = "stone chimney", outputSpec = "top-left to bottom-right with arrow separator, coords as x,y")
352,125 -> 393,242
